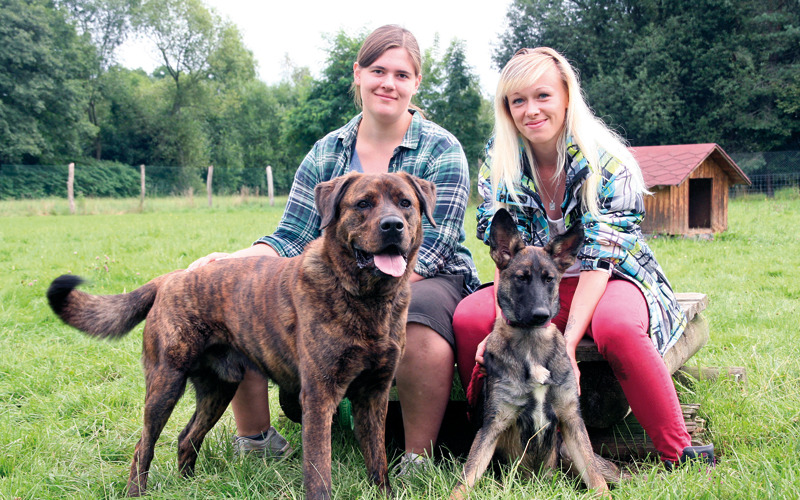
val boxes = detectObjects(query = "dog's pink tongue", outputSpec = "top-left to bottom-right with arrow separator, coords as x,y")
373,254 -> 406,277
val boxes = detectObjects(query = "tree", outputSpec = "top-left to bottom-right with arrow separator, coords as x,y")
282,30 -> 363,175
202,23 -> 258,192
132,0 -> 229,191
0,0 -> 95,164
58,0 -> 140,158
493,0 -> 800,152
418,38 -> 492,175
711,1 -> 800,151
94,66 -> 158,166
415,35 -> 444,120
136,0 -> 220,115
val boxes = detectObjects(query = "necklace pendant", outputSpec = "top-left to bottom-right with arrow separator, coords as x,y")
549,201 -> 556,211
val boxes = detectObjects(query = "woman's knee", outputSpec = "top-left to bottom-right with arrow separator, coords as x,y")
402,323 -> 454,365
453,286 -> 495,338
590,281 -> 649,347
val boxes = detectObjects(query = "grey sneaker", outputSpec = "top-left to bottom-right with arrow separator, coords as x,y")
394,452 -> 431,478
232,426 -> 293,459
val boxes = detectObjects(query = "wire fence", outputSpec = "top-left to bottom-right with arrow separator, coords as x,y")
0,163 -> 281,200
2,151 -> 799,201
728,151 -> 800,198
729,172 -> 800,198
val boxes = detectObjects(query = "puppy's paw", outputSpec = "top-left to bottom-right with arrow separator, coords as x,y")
531,365 -> 551,385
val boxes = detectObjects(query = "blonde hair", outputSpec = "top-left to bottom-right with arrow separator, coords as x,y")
491,47 -> 647,217
352,25 -> 422,109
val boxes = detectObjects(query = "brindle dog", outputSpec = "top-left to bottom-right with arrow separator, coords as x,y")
453,208 -> 621,498
47,171 -> 436,500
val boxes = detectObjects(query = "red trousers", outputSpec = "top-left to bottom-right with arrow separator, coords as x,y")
452,276 -> 691,462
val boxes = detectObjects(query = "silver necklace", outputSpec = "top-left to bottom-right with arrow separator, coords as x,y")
537,174 -> 562,211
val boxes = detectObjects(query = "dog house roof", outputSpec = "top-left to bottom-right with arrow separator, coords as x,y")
629,143 -> 751,188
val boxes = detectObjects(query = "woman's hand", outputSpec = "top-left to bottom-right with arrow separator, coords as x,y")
565,340 -> 582,395
475,336 -> 488,375
186,243 -> 278,272
186,252 -> 230,271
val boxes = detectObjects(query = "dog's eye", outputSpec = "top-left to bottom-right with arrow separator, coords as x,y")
357,200 -> 371,209
399,199 -> 412,208
544,275 -> 554,283
516,273 -> 530,282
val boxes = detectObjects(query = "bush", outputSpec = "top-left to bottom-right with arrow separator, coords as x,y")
0,160 -> 140,199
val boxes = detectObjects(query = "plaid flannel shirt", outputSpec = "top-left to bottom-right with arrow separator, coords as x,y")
257,110 -> 480,293
476,137 -> 687,355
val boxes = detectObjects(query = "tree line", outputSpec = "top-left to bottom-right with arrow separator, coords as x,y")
496,0 -> 800,155
1,0 -> 797,199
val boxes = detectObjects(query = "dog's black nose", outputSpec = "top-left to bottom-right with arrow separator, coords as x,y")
530,308 -> 551,326
380,215 -> 405,233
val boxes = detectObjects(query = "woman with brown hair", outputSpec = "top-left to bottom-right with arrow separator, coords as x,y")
189,24 -> 479,474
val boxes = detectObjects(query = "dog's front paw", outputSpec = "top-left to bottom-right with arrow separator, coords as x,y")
531,365 -> 551,385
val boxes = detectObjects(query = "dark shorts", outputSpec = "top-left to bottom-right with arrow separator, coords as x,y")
408,274 -> 467,349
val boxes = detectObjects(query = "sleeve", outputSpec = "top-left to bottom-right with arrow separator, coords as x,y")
578,159 -> 646,272
414,142 -> 472,278
255,143 -> 324,257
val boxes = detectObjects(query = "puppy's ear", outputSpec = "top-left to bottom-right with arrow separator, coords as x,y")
315,174 -> 357,230
488,208 -> 525,270
403,173 -> 437,227
545,222 -> 584,273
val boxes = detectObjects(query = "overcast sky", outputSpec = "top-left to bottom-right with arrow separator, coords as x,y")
118,0 -> 513,95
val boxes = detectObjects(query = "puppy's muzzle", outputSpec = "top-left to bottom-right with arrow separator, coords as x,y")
506,306 -> 551,328
529,307 -> 551,326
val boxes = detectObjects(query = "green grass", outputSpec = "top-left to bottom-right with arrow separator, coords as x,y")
1,190 -> 799,498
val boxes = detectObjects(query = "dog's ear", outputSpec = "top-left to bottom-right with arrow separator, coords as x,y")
402,173 -> 437,227
488,208 -> 525,270
545,222 -> 584,273
315,174 -> 357,230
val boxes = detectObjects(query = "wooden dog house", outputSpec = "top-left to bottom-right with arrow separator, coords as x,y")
629,143 -> 751,236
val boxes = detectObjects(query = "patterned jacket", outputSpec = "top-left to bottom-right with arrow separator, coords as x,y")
476,138 -> 687,355
257,110 -> 480,293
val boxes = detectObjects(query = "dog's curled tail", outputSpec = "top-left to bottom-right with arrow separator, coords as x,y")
47,274 -> 163,339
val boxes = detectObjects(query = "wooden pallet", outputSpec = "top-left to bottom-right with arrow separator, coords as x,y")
588,402 -> 708,459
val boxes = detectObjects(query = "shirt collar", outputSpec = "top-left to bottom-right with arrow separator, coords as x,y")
337,109 -> 422,151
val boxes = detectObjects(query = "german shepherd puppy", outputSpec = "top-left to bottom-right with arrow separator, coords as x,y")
453,208 -> 620,497
47,172 -> 436,500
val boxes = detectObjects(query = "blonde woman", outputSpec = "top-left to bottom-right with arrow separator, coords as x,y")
452,47 -> 713,468
189,25 -> 479,474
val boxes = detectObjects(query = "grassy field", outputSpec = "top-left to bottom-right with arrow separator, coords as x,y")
1,190 -> 798,499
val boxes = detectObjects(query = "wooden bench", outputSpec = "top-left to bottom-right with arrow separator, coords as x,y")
576,292 -> 713,457
575,292 -> 710,428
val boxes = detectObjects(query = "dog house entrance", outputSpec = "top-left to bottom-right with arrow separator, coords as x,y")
688,178 -> 712,229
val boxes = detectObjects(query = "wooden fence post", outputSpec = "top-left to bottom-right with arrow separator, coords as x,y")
207,165 -> 213,207
266,165 -> 274,206
139,164 -> 146,210
68,162 -> 75,214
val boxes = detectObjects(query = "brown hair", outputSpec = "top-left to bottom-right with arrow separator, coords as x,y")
352,25 -> 422,108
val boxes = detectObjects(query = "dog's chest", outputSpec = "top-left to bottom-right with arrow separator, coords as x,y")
494,350 -> 552,427
521,354 -> 551,430
489,350 -> 557,463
